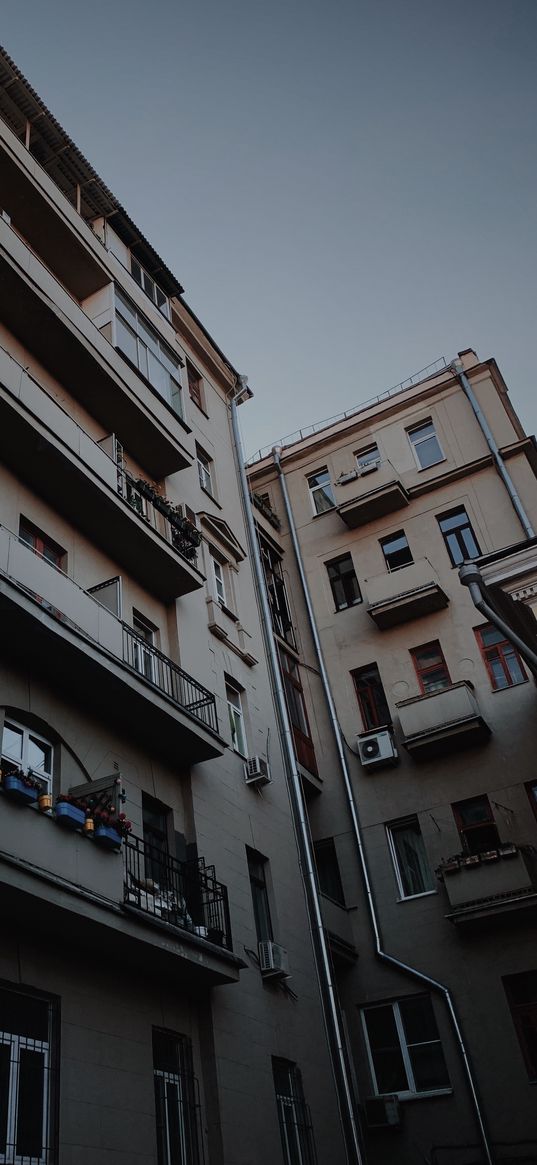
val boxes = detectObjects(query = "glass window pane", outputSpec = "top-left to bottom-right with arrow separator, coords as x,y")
16,1048 -> 46,1159
370,1048 -> 409,1094
364,1007 -> 408,1093
489,654 -> 509,689
356,445 -> 379,468
2,723 -> 23,764
504,646 -> 525,685
116,290 -> 137,325
28,736 -> 52,775
390,820 -> 434,896
399,996 -> 438,1044
454,797 -> 491,827
148,352 -> 171,402
313,486 -> 335,514
116,314 -> 138,364
0,1043 -> 10,1153
414,435 -> 443,468
407,1041 -> 450,1091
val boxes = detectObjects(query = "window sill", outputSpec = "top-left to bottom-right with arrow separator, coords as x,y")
392,1088 -> 453,1103
415,457 -> 447,474
200,485 -> 222,510
218,602 -> 239,623
334,600 -> 363,613
311,507 -> 336,519
396,890 -> 437,903
490,678 -> 529,692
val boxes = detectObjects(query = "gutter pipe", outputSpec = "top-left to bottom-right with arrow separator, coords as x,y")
229,387 -> 365,1165
271,445 -> 495,1165
459,563 -> 537,677
450,360 -> 535,540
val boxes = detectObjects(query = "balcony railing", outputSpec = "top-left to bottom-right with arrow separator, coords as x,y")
123,835 -> 232,950
122,625 -> 218,733
118,471 -> 201,565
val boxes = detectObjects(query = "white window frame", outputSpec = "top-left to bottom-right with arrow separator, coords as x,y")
114,290 -> 182,416
0,1031 -> 50,1165
197,448 -> 214,497
130,256 -> 170,319
306,468 -> 335,516
386,817 -> 436,900
361,999 -> 450,1100
212,558 -> 226,606
226,683 -> 247,756
407,419 -> 444,471
132,612 -> 158,685
1,719 -> 53,793
153,1068 -> 189,1165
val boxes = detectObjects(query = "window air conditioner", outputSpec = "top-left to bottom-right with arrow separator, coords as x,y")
364,1095 -> 401,1130
244,757 -> 272,786
357,461 -> 380,476
258,940 -> 289,978
357,729 -> 398,771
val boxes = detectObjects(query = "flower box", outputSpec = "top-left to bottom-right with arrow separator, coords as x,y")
499,843 -> 518,859
481,850 -> 499,863
3,773 -> 39,805
461,855 -> 481,869
55,801 -> 86,830
443,861 -> 461,876
94,824 -> 122,850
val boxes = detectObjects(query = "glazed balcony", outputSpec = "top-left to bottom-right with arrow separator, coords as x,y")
438,845 -> 537,926
396,682 -> 490,758
0,347 -> 203,600
337,460 -> 410,529
365,558 -> 449,629
0,527 -> 224,763
0,214 -> 190,477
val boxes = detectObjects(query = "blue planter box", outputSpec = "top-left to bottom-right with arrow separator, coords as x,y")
3,774 -> 39,805
94,824 -> 122,851
55,801 -> 86,830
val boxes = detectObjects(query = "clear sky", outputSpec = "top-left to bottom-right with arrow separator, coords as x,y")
2,0 -> 536,457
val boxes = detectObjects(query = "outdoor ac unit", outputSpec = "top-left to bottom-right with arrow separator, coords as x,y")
357,460 -> 380,476
364,1095 -> 401,1130
357,729 -> 398,771
244,757 -> 271,786
336,470 -> 358,486
258,940 -> 289,978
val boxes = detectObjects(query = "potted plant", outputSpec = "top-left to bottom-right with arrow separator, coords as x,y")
2,768 -> 42,806
442,856 -> 461,876
38,790 -> 53,812
55,793 -> 86,830
93,807 -> 132,851
481,849 -> 499,863
461,854 -> 481,869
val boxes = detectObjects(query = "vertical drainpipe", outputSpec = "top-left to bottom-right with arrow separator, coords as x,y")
271,445 -> 495,1165
229,387 -> 366,1165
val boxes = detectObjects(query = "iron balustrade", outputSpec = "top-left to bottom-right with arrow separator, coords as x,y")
118,471 -> 201,565
124,835 -> 232,950
122,625 -> 218,733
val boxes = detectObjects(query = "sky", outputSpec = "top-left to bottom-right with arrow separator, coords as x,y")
2,0 -> 536,458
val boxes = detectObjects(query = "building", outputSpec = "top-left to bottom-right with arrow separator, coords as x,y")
247,350 -> 537,1164
0,48 -> 349,1165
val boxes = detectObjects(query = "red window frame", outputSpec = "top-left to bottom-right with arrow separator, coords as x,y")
280,650 -> 318,775
19,518 -> 66,570
452,795 -> 500,855
410,641 -> 451,695
351,664 -> 391,730
475,624 -> 526,690
187,361 -> 204,411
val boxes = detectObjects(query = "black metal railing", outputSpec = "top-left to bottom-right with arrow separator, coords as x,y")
123,835 -> 232,951
118,472 -> 201,565
122,625 -> 218,733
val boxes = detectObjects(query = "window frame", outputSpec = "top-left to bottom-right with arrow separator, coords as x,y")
379,530 -> 413,573
115,289 -> 183,417
356,443 -> 380,471
313,838 -> 345,906
196,446 -> 214,497
452,795 -> 500,855
361,995 -> 450,1100
326,554 -> 362,612
130,256 -> 170,319
1,718 -> 54,793
247,848 -> 273,943
226,681 -> 247,756
260,538 -> 296,648
18,519 -> 66,572
475,624 -> 527,691
437,506 -> 481,567
306,468 -> 335,516
186,360 -> 205,411
0,985 -> 58,1165
407,419 -> 445,471
386,817 -> 436,900
411,641 -> 451,695
351,664 -> 391,731
132,610 -> 158,685
152,1028 -> 201,1165
272,1058 -> 316,1165
503,972 -> 537,1083
280,650 -> 318,775
211,557 -> 227,607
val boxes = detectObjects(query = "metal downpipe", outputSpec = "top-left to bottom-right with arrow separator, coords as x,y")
459,563 -> 537,677
230,390 -> 365,1165
272,446 -> 495,1165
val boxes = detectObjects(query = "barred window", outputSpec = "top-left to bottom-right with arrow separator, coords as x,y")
153,1029 -> 202,1165
0,984 -> 57,1164
272,1058 -> 317,1165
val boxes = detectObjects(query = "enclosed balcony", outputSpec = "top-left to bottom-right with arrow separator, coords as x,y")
438,845 -> 537,926
0,527 -> 224,764
0,348 -> 203,600
337,461 -> 410,529
366,558 -> 449,629
396,682 -> 490,758
0,214 -> 190,477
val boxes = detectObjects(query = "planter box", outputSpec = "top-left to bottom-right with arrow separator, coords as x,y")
3,774 -> 39,805
94,824 -> 122,850
55,801 -> 86,830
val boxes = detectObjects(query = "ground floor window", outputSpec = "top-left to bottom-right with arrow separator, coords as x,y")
153,1029 -> 202,1165
272,1058 -> 317,1165
0,984 -> 57,1164
361,995 -> 450,1098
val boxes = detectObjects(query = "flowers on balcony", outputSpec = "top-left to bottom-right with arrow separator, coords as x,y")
54,793 -> 87,830
92,805 -> 132,851
0,765 -> 43,805
436,843 -> 519,880
130,476 -> 202,561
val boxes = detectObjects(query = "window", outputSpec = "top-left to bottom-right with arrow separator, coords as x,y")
313,838 -> 345,905
247,849 -> 273,942
352,664 -> 391,730
437,506 -> 481,566
411,641 -> 451,694
452,795 -> 500,855
115,290 -> 182,416
130,257 -> 170,319
407,420 -> 444,470
226,682 -> 246,755
386,818 -> 435,898
142,794 -> 170,886
326,555 -> 362,611
153,1029 -> 201,1165
380,530 -> 413,572
0,985 -> 57,1164
272,1059 -> 316,1165
260,539 -> 295,648
132,611 -> 158,683
211,558 -> 226,606
307,468 -> 335,516
280,651 -> 318,775
196,446 -> 213,496
356,443 -> 380,470
19,519 -> 65,571
503,971 -> 537,1082
475,624 -> 526,690
186,361 -> 204,411
362,995 -> 450,1098
526,780 -> 537,825
1,719 -> 53,792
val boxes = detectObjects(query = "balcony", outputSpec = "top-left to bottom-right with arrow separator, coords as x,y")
0,348 -> 203,600
396,682 -> 490,758
0,794 -> 240,986
320,894 -> 358,964
365,558 -> 449,629
337,461 -> 410,529
0,528 -> 224,763
438,845 -> 537,926
0,214 -> 190,477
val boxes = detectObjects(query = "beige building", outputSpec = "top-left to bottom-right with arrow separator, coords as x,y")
0,48 -> 351,1165
248,351 -> 537,1164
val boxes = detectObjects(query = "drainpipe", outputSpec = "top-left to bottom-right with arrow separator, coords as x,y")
459,562 -> 537,677
272,445 -> 495,1165
450,360 -> 535,540
229,385 -> 366,1165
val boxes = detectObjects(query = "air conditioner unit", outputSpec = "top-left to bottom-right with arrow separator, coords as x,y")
357,460 -> 380,476
244,757 -> 271,786
357,729 -> 398,771
364,1095 -> 401,1130
336,470 -> 358,486
258,940 -> 289,978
